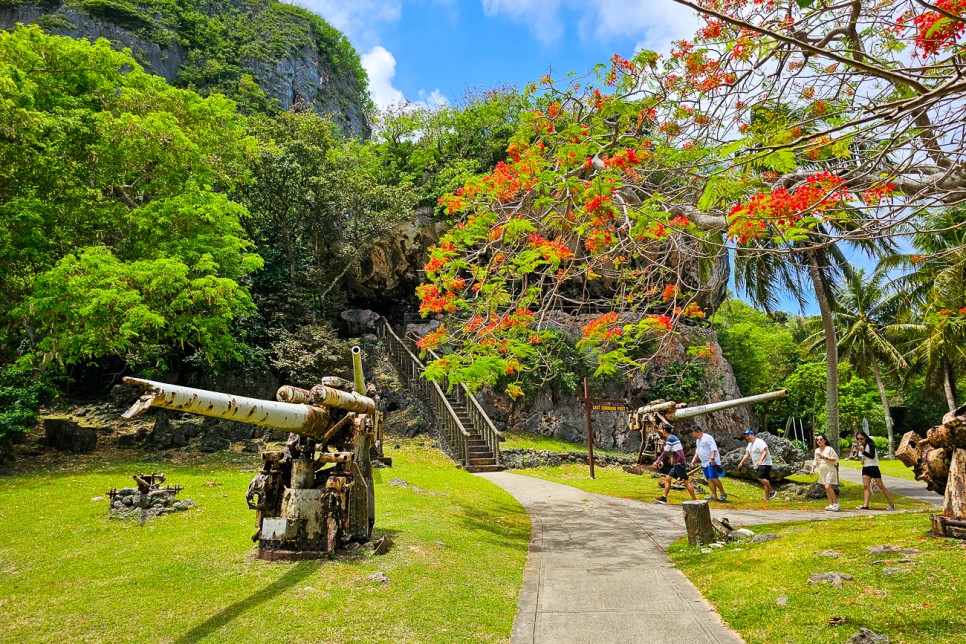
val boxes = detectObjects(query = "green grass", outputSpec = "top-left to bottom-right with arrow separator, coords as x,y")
501,430 -> 623,455
0,439 -> 529,643
668,512 -> 966,643
513,463 -> 930,511
841,458 -> 918,481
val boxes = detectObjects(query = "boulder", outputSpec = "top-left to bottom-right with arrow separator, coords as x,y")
847,628 -> 889,644
722,431 -> 806,481
43,418 -> 97,453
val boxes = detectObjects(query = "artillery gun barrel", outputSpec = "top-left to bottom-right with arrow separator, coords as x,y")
352,346 -> 365,396
122,377 -> 375,438
670,389 -> 787,420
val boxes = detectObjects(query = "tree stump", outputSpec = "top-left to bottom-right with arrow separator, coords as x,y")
683,500 -> 714,546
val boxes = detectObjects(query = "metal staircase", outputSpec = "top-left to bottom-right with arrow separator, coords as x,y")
376,319 -> 503,472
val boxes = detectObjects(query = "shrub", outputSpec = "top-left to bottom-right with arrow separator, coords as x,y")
0,360 -> 57,455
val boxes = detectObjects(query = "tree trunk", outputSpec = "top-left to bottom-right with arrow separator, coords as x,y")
683,500 -> 714,546
808,254 -> 840,452
943,358 -> 959,412
870,357 -> 895,457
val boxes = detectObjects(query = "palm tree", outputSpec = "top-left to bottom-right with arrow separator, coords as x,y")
832,266 -> 908,455
734,237 -> 861,452
885,208 -> 966,412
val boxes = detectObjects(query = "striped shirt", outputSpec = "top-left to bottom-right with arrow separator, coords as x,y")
654,434 -> 686,467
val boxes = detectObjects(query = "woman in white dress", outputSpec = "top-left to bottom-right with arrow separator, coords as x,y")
809,434 -> 840,512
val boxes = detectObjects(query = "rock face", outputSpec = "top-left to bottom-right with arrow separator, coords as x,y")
0,0 -> 369,137
43,418 -> 97,452
343,212 -> 444,300
477,324 -> 753,451
721,431 -> 807,481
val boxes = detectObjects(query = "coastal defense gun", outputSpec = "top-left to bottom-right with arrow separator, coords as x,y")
896,403 -> 966,539
121,346 -> 381,560
628,389 -> 787,465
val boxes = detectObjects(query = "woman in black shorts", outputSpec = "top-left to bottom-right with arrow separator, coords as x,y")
855,431 -> 895,510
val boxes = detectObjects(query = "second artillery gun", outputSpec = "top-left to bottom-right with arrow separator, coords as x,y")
628,389 -> 788,465
122,346 -> 381,560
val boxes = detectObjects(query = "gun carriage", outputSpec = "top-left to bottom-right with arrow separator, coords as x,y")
628,389 -> 788,465
122,346 -> 382,560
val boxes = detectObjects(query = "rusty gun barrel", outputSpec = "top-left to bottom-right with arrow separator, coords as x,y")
351,346 -> 365,395
122,377 -> 376,440
669,389 -> 787,420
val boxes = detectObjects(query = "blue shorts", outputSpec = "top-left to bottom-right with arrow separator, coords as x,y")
702,465 -> 723,480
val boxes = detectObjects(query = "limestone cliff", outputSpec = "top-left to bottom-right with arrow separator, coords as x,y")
0,0 -> 370,137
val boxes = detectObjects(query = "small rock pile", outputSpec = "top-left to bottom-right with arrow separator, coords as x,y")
108,487 -> 195,520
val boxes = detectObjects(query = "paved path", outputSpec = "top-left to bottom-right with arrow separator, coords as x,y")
478,472 -> 896,644
837,465 -> 943,507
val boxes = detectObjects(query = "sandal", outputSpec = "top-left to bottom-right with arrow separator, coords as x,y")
857,505 -> 870,510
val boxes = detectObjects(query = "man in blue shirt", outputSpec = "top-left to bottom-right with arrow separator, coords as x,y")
650,423 -> 697,505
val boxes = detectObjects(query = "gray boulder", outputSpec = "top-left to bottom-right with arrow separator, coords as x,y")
43,418 -> 97,453
722,431 -> 806,481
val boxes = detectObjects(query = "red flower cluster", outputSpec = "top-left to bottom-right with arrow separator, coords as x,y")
582,312 -> 623,342
584,194 -> 613,214
860,183 -> 897,206
529,234 -> 575,262
728,172 -> 848,242
416,325 -> 448,351
662,283 -> 679,301
645,315 -> 674,332
417,284 -> 456,315
603,148 -> 641,170
911,0 -> 966,56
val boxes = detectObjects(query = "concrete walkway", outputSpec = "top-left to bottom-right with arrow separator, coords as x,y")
837,464 -> 943,507
478,466 -> 942,644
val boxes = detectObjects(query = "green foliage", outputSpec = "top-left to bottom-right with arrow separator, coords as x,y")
239,110 -> 415,325
0,359 -> 56,448
713,299 -> 800,397
268,323 -> 353,388
39,0 -> 369,120
372,87 -> 533,210
0,26 -> 260,370
783,361 -> 886,435
646,359 -> 710,403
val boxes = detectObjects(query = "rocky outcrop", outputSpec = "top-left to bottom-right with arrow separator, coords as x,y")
344,212 -> 444,299
1,1 -> 369,137
721,431 -> 808,481
476,323 -> 753,451
43,418 -> 97,452
501,448 -> 637,470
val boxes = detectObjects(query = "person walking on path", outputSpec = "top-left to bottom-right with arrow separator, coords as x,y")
855,430 -> 896,510
809,433 -> 840,512
690,427 -> 728,502
737,429 -> 776,501
650,423 -> 697,505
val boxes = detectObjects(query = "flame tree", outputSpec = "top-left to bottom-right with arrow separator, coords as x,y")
419,0 -> 966,447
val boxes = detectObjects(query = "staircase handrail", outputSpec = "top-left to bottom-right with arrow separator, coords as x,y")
424,347 -> 504,463
376,320 -> 470,465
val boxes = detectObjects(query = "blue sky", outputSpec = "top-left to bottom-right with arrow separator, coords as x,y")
295,0 -> 699,109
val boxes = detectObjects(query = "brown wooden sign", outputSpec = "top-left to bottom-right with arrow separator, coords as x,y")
577,380 -> 629,479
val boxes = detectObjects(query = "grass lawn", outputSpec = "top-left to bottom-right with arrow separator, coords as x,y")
841,458 -> 917,481
513,463 -> 930,511
501,430 -> 623,455
0,438 -> 529,643
668,512 -> 966,643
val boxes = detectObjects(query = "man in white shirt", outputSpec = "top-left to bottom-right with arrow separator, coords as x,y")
736,429 -> 776,501
690,427 -> 727,502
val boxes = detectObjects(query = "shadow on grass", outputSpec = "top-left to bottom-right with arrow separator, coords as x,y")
174,562 -> 316,643
453,499 -> 531,552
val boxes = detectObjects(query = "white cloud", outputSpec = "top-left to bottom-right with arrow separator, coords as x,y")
291,1 -> 402,48
482,0 -> 566,44
482,0 -> 698,49
361,46 -> 406,109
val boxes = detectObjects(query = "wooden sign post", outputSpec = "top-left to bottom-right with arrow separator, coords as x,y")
576,377 -> 629,479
